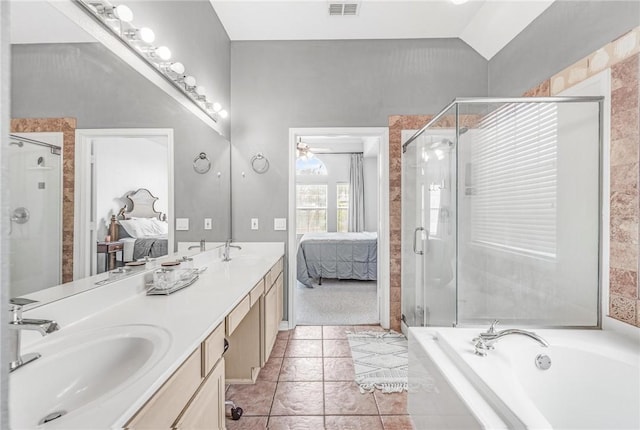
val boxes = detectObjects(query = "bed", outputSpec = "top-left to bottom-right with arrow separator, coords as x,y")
296,232 -> 377,288
108,188 -> 169,262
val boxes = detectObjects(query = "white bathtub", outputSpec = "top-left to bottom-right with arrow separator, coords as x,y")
409,327 -> 640,430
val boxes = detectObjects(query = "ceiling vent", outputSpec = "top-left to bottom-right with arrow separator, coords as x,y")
328,1 -> 360,16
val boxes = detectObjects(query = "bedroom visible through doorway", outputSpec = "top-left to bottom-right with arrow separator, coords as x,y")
290,129 -> 388,326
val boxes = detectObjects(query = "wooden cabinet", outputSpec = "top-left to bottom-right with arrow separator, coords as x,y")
263,258 -> 284,362
175,360 -> 225,430
126,348 -> 203,429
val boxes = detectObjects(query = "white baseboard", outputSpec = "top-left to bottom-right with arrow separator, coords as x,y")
279,321 -> 290,331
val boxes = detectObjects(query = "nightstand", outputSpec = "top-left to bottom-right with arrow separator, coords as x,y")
97,241 -> 124,272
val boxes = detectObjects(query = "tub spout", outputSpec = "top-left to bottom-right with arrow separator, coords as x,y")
473,321 -> 548,356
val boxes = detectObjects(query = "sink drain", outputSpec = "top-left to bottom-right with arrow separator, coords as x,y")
39,410 -> 67,425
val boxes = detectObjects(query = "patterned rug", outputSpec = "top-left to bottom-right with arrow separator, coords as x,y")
347,331 -> 408,394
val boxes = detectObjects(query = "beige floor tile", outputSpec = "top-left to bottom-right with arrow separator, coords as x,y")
324,357 -> 355,381
280,357 -> 324,381
322,325 -> 354,340
226,381 -> 277,416
323,339 -> 352,357
267,415 -> 324,429
325,415 -> 383,430
374,391 -> 408,415
271,381 -> 324,416
291,326 -> 323,339
258,356 -> 284,382
380,415 -> 416,430
226,415 -> 268,430
324,381 -> 378,415
271,339 -> 288,357
285,339 -> 323,357
277,330 -> 292,341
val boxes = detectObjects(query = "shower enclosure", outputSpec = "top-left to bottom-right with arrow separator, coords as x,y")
9,133 -> 63,297
402,97 -> 603,328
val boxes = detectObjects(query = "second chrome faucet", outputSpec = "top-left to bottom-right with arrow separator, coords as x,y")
473,320 -> 548,356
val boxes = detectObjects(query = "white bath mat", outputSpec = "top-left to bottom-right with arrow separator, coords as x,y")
347,331 -> 408,394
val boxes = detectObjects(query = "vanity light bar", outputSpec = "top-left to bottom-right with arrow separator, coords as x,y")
77,0 -> 227,121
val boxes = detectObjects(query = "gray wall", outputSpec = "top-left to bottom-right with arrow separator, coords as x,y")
231,38 -> 488,244
488,0 -> 640,96
11,43 -> 230,244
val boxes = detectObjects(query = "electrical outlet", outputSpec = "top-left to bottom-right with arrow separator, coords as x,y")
204,218 -> 212,230
251,218 -> 259,230
176,218 -> 189,231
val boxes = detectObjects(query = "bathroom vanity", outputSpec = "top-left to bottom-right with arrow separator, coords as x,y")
11,243 -> 284,429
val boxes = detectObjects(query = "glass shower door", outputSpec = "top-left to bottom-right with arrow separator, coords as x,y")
402,129 -> 457,327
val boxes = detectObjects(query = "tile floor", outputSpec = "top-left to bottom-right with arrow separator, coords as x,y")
225,325 -> 415,430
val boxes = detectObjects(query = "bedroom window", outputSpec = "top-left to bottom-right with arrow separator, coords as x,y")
337,183 -> 349,232
470,102 -> 558,259
296,184 -> 328,234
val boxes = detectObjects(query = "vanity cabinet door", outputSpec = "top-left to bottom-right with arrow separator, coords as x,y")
175,359 -> 226,430
264,282 -> 278,357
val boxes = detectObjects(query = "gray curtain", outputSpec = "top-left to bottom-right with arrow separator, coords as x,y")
348,153 -> 365,232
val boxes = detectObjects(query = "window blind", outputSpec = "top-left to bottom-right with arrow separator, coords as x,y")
470,103 -> 558,258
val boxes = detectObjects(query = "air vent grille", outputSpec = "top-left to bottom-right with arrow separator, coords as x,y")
328,2 -> 360,16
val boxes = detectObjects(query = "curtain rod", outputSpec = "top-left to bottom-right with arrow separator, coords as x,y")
315,151 -> 364,155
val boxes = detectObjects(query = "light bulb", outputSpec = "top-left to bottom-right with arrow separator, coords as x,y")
169,62 -> 185,74
212,102 -> 222,113
113,5 -> 133,22
195,86 -> 206,96
219,109 -> 228,119
155,46 -> 171,61
139,27 -> 155,43
184,75 -> 197,87
450,0 -> 469,4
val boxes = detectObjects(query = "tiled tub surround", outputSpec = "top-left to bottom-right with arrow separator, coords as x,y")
409,327 -> 640,429
12,243 -> 284,428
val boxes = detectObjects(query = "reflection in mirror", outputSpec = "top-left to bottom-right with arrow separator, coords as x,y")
9,1 -> 231,304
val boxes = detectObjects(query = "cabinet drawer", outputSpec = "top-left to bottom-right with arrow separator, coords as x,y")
250,279 -> 265,307
202,322 -> 225,376
126,347 -> 202,429
265,258 -> 283,291
226,294 -> 251,336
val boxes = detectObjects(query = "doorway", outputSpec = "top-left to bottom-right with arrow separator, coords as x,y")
75,129 -> 174,278
288,127 -> 390,328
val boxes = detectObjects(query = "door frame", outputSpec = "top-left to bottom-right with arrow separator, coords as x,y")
287,127 -> 390,329
74,128 -> 174,278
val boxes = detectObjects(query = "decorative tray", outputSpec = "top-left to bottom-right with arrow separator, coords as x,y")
145,267 -> 207,296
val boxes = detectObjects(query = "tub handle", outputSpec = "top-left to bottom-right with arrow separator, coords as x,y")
413,227 -> 425,255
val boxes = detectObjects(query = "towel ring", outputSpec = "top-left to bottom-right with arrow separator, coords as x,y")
251,153 -> 269,174
193,152 -> 211,174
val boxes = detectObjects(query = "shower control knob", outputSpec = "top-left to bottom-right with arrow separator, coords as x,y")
11,207 -> 30,225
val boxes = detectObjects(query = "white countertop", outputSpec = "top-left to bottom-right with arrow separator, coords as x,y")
15,242 -> 284,429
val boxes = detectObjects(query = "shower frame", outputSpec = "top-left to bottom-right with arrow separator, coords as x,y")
402,96 -> 605,329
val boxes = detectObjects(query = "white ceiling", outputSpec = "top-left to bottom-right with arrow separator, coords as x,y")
210,0 -> 555,59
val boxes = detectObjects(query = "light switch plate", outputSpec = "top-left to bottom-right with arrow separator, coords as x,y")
274,218 -> 287,231
204,218 -> 212,230
251,218 -> 259,230
176,218 -> 189,231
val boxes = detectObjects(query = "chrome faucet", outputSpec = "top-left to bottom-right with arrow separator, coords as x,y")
219,239 -> 241,262
473,320 -> 548,356
8,298 -> 60,372
188,239 -> 206,252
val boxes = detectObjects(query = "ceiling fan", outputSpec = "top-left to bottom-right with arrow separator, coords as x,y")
296,137 -> 331,159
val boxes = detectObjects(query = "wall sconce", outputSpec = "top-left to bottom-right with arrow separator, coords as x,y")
77,0 -> 228,123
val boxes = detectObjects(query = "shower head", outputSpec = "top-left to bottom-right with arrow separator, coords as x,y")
459,127 -> 469,135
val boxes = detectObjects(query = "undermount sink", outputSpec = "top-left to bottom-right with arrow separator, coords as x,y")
10,324 -> 171,428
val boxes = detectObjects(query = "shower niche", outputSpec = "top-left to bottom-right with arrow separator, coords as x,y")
401,97 -> 603,328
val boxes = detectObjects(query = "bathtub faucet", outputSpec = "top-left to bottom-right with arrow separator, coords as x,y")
473,320 -> 548,356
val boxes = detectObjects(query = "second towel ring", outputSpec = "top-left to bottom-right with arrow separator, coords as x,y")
251,153 -> 269,174
193,152 -> 212,174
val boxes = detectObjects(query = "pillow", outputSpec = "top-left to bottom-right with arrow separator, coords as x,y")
150,218 -> 169,235
119,218 -> 166,238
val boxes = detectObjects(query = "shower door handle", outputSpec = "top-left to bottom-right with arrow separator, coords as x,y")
413,227 -> 425,255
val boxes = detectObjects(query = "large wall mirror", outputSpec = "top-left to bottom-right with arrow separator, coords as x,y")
8,1 -> 231,304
